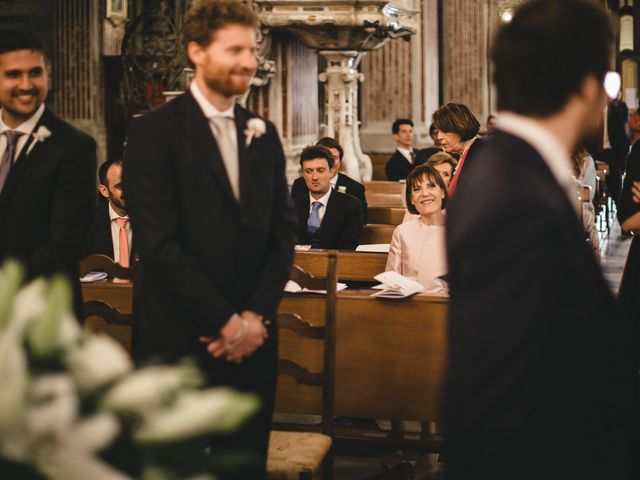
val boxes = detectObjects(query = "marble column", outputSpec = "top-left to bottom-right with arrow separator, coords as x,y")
318,50 -> 372,182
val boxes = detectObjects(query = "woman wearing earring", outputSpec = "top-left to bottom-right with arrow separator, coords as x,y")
432,103 -> 483,196
386,164 -> 448,292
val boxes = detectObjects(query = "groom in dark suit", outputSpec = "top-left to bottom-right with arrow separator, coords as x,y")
0,28 -> 96,317
123,1 -> 297,478
444,1 -> 636,479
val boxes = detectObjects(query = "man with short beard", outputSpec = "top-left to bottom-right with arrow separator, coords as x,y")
0,28 -> 96,318
444,1 -> 637,479
87,159 -> 134,266
123,1 -> 297,478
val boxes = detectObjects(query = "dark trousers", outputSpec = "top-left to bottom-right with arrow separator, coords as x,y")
199,329 -> 278,480
596,148 -> 625,208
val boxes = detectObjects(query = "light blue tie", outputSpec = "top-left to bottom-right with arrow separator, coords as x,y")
307,201 -> 322,235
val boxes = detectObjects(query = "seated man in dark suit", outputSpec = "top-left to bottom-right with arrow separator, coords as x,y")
87,159 -> 134,266
385,118 -> 418,181
293,145 -> 363,249
291,137 -> 368,223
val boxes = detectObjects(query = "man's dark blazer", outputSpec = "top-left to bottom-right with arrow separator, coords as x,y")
123,90 -> 297,479
385,148 -> 417,181
444,130 -> 636,479
0,106 -> 96,319
290,172 -> 368,223
86,201 -> 135,264
293,189 -> 363,250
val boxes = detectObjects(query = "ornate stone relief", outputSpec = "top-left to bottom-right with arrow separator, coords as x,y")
255,0 -> 418,180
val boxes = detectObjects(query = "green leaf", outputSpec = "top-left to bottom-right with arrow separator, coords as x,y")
0,260 -> 25,331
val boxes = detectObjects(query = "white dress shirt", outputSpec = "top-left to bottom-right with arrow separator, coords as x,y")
308,189 -> 332,223
495,112 -> 577,209
109,203 -> 132,263
0,104 -> 45,165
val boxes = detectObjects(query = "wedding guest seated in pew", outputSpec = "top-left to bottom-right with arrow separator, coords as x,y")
293,145 -> 363,249
386,165 -> 447,293
290,136 -> 368,222
401,152 -> 457,223
385,118 -> 418,181
86,159 -> 135,266
425,151 -> 458,189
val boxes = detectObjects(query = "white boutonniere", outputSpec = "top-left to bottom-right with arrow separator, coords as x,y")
244,118 -> 266,148
26,125 -> 52,155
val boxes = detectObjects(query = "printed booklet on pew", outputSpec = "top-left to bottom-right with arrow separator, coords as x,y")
371,271 -> 424,299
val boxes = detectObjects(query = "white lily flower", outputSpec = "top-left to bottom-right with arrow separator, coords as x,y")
0,334 -> 28,435
57,312 -> 81,350
27,275 -> 72,359
36,413 -> 127,480
65,335 -> 132,391
39,455 -> 133,480
103,362 -> 202,416
26,125 -> 52,156
136,388 -> 259,443
7,278 -> 47,337
244,117 -> 266,147
25,374 -> 77,442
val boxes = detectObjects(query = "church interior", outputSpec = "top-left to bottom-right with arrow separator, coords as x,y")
1,0 -> 639,479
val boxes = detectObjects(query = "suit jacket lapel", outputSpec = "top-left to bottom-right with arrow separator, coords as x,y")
319,190 -> 338,245
234,105 -> 250,208
180,92 -> 238,206
0,108 -> 51,207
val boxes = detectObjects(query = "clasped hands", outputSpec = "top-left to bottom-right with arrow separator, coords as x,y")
199,310 -> 267,364
633,181 -> 640,204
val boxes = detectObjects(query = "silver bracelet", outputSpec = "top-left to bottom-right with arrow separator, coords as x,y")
224,318 -> 249,350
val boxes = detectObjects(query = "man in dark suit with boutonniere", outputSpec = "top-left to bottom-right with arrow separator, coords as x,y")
123,1 -> 297,478
0,27 -> 96,318
444,1 -> 637,478
290,136 -> 368,222
293,144 -> 363,250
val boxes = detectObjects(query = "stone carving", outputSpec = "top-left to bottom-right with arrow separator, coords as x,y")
255,0 -> 418,180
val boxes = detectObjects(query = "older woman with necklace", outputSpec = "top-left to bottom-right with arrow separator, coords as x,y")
432,103 -> 484,196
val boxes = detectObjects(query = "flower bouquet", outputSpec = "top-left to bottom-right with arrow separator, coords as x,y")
0,260 -> 259,480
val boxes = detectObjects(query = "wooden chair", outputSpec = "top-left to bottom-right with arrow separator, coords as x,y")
267,252 -> 338,480
367,206 -> 406,225
79,254 -> 138,352
359,224 -> 395,245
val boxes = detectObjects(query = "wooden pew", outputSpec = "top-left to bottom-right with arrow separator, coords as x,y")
359,224 -> 395,244
294,250 -> 387,282
81,279 -> 134,351
278,290 -> 448,449
368,206 -> 406,225
82,279 -> 450,447
366,192 -> 405,208
364,181 -> 405,195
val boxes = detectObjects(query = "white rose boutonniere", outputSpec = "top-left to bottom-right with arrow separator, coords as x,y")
244,118 -> 266,148
26,125 -> 52,155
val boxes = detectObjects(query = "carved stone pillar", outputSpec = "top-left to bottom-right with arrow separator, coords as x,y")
318,50 -> 371,182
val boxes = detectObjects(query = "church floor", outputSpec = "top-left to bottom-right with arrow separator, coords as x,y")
600,217 -> 632,293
